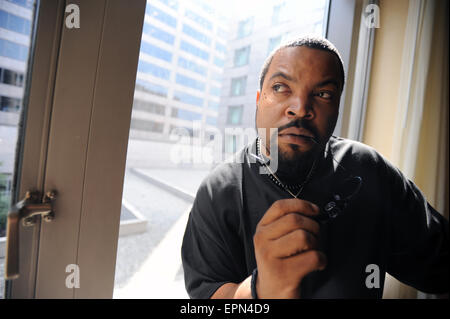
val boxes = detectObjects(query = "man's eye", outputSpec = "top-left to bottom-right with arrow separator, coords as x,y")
317,91 -> 333,99
272,83 -> 289,93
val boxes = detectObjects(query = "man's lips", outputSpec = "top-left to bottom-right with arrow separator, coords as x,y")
278,127 -> 315,140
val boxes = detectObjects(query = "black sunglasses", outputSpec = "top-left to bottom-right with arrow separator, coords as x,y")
314,175 -> 363,224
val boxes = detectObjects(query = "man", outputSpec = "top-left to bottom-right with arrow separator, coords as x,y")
181,36 -> 449,298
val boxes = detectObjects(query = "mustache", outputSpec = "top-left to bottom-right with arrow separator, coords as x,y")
276,119 -> 320,144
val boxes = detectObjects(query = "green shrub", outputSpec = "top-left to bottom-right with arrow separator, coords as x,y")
0,173 -> 10,237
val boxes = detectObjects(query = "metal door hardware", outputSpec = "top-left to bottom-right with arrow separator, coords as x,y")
5,190 -> 57,280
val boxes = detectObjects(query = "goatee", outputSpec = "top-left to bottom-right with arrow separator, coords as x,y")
275,144 -> 318,185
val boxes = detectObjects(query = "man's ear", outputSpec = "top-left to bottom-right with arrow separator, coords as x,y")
256,90 -> 260,108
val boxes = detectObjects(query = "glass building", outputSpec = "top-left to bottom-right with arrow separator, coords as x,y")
130,0 -> 230,142
0,0 -> 34,221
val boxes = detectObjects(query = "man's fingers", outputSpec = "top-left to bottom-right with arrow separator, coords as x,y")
287,250 -> 327,277
259,199 -> 320,226
269,229 -> 318,258
263,213 -> 320,240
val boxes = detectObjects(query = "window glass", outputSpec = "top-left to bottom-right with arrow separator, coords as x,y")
131,119 -> 164,133
176,73 -> 205,91
215,42 -> 227,54
0,39 -> 28,61
146,4 -> 177,28
114,0 -> 329,299
173,90 -> 204,107
182,24 -> 211,45
234,45 -> 250,67
157,0 -> 179,11
230,76 -> 247,96
268,35 -> 282,54
180,40 -> 209,60
135,79 -> 169,97
272,2 -> 287,25
6,0 -> 34,8
209,85 -> 221,97
213,56 -> 224,67
237,17 -> 253,38
205,116 -> 217,126
185,9 -> 213,30
208,100 -> 219,110
0,10 -> 31,34
0,0 -> 36,299
143,23 -> 175,45
137,60 -> 171,80
133,100 -> 166,115
141,41 -> 173,62
171,107 -> 202,121
227,105 -> 243,125
177,57 -> 207,76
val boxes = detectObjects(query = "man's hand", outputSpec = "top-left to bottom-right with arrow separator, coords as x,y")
253,198 -> 327,298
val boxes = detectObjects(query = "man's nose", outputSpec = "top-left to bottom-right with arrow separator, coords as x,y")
285,94 -> 314,119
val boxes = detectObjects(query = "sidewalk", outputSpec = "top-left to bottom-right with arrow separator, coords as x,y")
113,167 -> 210,299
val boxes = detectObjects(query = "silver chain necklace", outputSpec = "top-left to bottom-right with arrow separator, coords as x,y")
257,138 -> 317,199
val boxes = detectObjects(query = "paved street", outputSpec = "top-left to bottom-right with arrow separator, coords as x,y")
113,167 -> 210,299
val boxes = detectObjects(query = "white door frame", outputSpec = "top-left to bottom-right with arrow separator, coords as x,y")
7,0 -> 145,298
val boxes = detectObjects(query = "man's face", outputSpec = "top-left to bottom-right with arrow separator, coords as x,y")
256,46 -> 343,165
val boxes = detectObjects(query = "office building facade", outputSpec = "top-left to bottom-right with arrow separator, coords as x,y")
130,0 -> 230,142
0,0 -> 34,195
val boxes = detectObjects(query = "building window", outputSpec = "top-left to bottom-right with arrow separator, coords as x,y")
225,134 -> 238,153
133,99 -> 165,115
177,57 -> 207,76
134,100 -> 165,115
0,95 -> 22,112
146,4 -> 177,28
176,73 -> 205,91
143,23 -> 175,45
213,56 -> 225,67
0,39 -> 29,61
215,42 -> 227,54
130,119 -> 164,133
0,10 -> 32,35
180,40 -> 209,61
138,60 -> 171,80
157,0 -> 179,11
272,2 -> 287,25
209,86 -> 221,97
192,0 -> 214,15
171,107 -> 202,121
185,9 -> 212,30
140,41 -> 172,62
205,116 -> 217,126
237,17 -> 253,38
173,90 -> 204,107
208,100 -> 219,110
226,105 -> 243,125
234,46 -> 250,67
6,0 -> 34,8
182,24 -> 211,46
268,36 -> 282,55
0,68 -> 25,87
230,76 -> 247,96
135,79 -> 168,97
